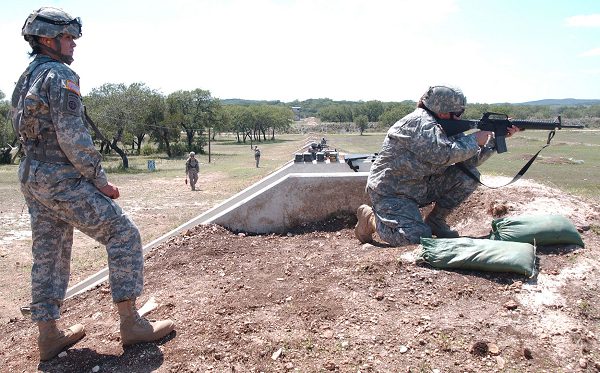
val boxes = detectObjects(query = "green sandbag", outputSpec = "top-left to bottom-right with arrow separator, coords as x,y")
419,237 -> 536,277
489,214 -> 584,247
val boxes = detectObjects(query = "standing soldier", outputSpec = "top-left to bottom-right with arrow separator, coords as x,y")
254,146 -> 261,168
12,7 -> 175,361
185,151 -> 199,190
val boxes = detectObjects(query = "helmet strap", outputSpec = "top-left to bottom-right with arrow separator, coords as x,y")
421,105 -> 438,118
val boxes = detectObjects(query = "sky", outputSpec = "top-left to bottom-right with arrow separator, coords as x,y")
1,0 -> 599,104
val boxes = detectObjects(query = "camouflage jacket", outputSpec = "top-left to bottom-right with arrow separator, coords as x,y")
186,157 -> 199,174
367,108 -> 495,198
11,55 -> 107,188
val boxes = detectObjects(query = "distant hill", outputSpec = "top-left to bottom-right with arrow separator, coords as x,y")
221,97 -> 600,107
516,98 -> 600,106
221,98 -> 283,106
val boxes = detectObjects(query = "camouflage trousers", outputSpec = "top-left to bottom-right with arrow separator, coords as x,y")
188,170 -> 198,190
21,177 -> 143,321
368,165 -> 478,246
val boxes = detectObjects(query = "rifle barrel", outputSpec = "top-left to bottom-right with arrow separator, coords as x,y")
437,117 -> 583,137
509,120 -> 583,130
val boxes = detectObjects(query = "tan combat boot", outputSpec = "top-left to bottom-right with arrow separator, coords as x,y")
355,204 -> 376,243
424,205 -> 459,238
37,320 -> 85,361
117,300 -> 175,346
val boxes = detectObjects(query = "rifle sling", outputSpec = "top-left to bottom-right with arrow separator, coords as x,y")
457,130 -> 556,189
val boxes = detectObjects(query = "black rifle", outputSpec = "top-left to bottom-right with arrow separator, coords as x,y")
346,113 -> 584,188
437,112 -> 584,153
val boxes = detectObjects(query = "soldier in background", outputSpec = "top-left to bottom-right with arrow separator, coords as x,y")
307,142 -> 318,160
355,85 -> 519,245
185,151 -> 199,190
254,146 -> 261,168
12,7 -> 175,361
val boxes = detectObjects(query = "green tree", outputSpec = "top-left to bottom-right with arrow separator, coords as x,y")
355,114 -> 369,135
123,83 -> 165,154
1,90 -> 17,164
288,98 -> 335,118
209,102 -> 231,141
141,90 -> 171,156
378,102 -> 414,127
556,106 -> 583,119
166,89 -> 220,154
85,83 -> 131,168
224,105 -> 254,143
355,100 -> 384,122
318,104 -> 353,123
585,104 -> 600,118
255,105 -> 292,141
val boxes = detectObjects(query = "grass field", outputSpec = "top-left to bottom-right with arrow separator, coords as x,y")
476,130 -> 600,199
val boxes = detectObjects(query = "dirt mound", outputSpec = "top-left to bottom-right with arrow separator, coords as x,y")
1,178 -> 599,372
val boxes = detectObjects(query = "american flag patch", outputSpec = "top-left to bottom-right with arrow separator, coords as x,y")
64,80 -> 80,96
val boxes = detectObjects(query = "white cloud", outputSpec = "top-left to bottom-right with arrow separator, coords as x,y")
580,48 -> 600,57
565,14 -> 600,27
581,68 -> 600,75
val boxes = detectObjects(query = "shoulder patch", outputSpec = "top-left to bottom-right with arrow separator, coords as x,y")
64,79 -> 81,96
63,92 -> 81,115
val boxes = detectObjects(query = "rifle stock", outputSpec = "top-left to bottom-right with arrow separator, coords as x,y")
437,112 -> 584,153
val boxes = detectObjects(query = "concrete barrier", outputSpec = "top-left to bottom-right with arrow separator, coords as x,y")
209,172 -> 369,233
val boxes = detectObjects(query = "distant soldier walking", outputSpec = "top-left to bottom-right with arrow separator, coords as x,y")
254,146 -> 261,168
12,7 -> 175,361
185,151 -> 199,190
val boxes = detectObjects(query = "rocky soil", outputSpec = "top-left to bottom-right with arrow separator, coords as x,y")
1,178 -> 599,373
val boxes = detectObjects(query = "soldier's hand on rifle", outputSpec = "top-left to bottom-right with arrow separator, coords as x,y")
475,130 -> 493,146
506,125 -> 520,137
99,182 -> 120,199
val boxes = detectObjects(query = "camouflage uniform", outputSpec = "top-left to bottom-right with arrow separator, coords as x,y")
12,55 -> 143,322
254,147 -> 261,168
366,107 -> 495,245
185,153 -> 199,190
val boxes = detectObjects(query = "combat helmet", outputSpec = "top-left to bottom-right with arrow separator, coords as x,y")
421,85 -> 466,114
21,7 -> 82,65
22,7 -> 82,41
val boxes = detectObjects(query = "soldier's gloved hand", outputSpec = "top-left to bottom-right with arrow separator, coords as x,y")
99,182 -> 120,199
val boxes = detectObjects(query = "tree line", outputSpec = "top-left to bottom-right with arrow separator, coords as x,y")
1,87 -> 599,166
0,84 -> 293,167
315,99 -> 600,134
